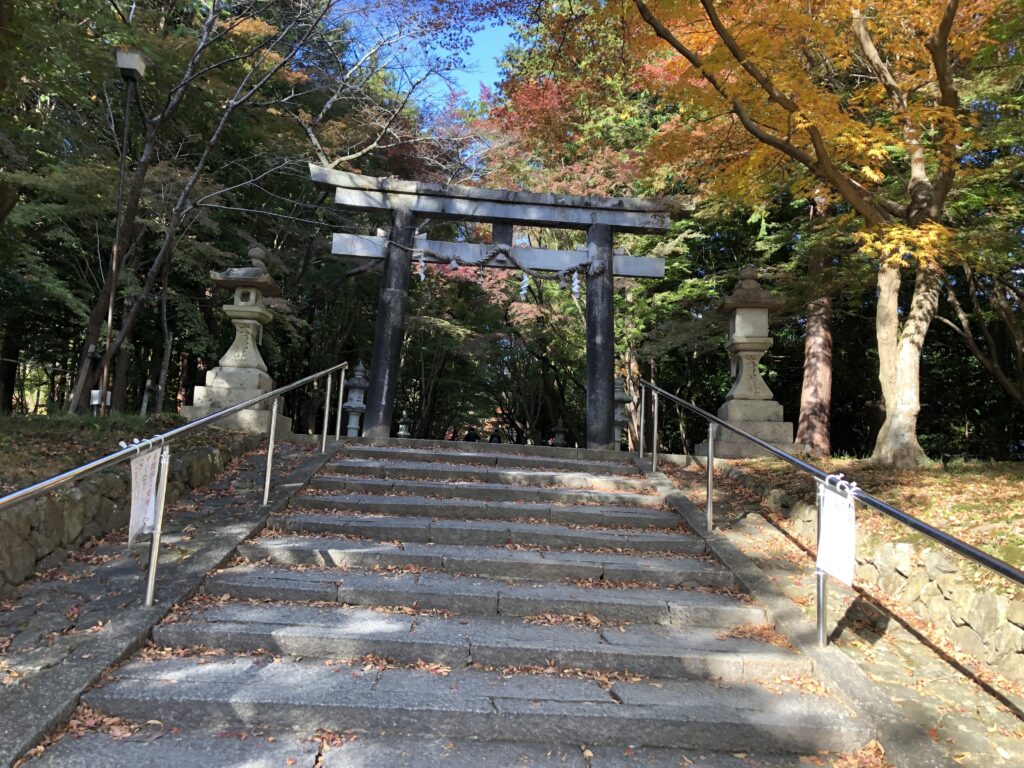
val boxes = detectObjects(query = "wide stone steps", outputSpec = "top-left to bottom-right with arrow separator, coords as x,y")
295,492 -> 681,528
324,457 -> 654,491
340,444 -> 641,474
275,512 -> 702,553
238,535 -> 737,589
28,732 -> 809,768
311,473 -> 662,507
83,658 -> 869,754
205,566 -> 765,626
63,441 -> 869,764
154,602 -> 809,683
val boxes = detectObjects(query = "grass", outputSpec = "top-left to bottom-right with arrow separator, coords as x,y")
0,412 -> 248,495
734,456 -> 1024,568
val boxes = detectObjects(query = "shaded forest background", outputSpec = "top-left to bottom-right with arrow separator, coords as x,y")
0,0 -> 1021,461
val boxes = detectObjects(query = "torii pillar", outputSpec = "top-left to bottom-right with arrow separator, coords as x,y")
586,224 -> 615,450
363,208 -> 416,438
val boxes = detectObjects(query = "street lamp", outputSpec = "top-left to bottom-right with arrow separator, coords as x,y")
98,48 -> 146,415
116,50 -> 146,81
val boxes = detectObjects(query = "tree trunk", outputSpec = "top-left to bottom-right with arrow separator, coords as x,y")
67,288 -> 110,411
623,345 -> 642,451
795,250 -> 833,456
871,263 -> 941,467
0,324 -> 20,414
111,324 -> 132,412
154,270 -> 173,414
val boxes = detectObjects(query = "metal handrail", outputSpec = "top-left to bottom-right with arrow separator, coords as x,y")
0,361 -> 348,605
636,378 -> 1024,645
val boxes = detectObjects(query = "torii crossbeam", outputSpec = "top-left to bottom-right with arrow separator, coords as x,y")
311,164 -> 690,449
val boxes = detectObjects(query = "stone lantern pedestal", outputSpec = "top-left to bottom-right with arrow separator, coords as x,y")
697,267 -> 805,458
181,248 -> 291,434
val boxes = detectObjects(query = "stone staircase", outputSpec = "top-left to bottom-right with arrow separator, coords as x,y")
39,441 -> 872,766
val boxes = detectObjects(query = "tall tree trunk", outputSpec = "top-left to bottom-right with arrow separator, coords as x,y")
154,268 -> 173,414
871,263 -> 942,467
0,324 -> 20,414
796,250 -> 833,456
111,298 -> 133,412
623,345 -> 643,451
68,272 -> 117,411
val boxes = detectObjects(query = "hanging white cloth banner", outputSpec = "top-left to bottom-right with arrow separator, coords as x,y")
129,448 -> 161,544
816,477 -> 856,586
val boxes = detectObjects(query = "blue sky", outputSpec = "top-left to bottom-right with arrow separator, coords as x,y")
447,23 -> 514,99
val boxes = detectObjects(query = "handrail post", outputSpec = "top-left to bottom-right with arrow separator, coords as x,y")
321,373 -> 333,454
263,397 -> 279,507
334,369 -> 346,441
706,421 -> 715,531
143,445 -> 171,607
816,493 -> 828,646
817,568 -> 828,647
639,386 -> 646,460
652,390 -> 659,473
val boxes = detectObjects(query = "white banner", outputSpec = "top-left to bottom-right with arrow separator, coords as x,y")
816,482 -> 856,586
129,448 -> 161,544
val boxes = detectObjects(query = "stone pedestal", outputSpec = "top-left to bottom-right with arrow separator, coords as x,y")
696,267 -> 805,459
181,248 -> 291,434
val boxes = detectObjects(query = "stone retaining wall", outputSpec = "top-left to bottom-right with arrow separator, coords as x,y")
0,434 -> 262,598
717,461 -> 1024,684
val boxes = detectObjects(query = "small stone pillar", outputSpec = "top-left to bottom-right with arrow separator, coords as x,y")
343,362 -> 369,437
182,247 -> 290,433
613,377 -> 630,450
697,266 -> 805,458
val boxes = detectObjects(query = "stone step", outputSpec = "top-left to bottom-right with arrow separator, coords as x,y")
206,566 -> 764,626
84,658 -> 870,753
324,458 -> 654,491
310,474 -> 663,507
29,731 -> 812,768
293,493 -> 681,529
345,436 -> 629,462
276,512 -> 702,554
154,603 -> 809,683
238,536 -> 737,589
340,444 -> 640,474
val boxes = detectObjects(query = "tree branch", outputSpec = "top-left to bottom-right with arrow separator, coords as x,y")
926,0 -> 962,218
851,10 -> 906,110
697,0 -> 798,113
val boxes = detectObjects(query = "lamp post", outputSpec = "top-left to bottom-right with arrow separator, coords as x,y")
98,49 -> 146,416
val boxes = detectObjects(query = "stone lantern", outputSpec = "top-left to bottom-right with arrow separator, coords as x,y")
343,361 -> 369,437
613,377 -> 630,450
697,266 -> 805,458
397,410 -> 412,438
552,418 -> 567,448
182,247 -> 290,433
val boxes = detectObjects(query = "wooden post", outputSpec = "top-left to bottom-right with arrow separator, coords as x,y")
586,224 -> 615,450
364,208 -> 415,437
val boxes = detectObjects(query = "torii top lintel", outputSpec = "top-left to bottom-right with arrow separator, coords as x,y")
310,164 -> 690,235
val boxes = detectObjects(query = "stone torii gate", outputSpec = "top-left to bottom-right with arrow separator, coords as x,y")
311,165 -> 688,449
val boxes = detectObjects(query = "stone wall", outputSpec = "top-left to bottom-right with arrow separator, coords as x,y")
717,462 -> 1024,684
0,434 -> 261,598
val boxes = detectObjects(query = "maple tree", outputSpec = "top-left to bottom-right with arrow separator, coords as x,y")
614,0 -> 1014,467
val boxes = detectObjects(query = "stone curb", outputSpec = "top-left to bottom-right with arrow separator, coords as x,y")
0,446 -> 335,768
638,462 -> 952,768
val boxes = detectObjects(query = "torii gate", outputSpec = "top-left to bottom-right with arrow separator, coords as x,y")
311,165 -> 689,449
